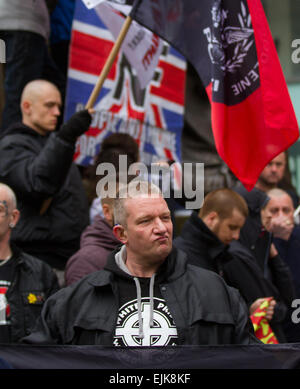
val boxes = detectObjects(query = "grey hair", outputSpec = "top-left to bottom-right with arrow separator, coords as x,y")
266,188 -> 294,208
267,188 -> 291,199
0,183 -> 17,210
113,180 -> 162,226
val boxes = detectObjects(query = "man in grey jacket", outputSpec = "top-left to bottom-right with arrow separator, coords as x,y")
24,180 -> 259,346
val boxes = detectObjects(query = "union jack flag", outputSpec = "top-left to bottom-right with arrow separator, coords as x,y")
64,0 -> 186,167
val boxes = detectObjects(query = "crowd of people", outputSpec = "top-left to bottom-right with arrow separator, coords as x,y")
0,0 -> 299,349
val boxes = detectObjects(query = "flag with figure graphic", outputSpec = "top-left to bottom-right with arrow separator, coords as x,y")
64,0 -> 186,168
130,0 -> 299,190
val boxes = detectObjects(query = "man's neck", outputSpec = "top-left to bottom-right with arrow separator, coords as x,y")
0,240 -> 12,261
22,119 -> 47,136
116,246 -> 164,278
125,259 -> 160,278
255,180 -> 274,193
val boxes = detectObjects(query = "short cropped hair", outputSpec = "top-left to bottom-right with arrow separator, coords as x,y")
199,188 -> 248,220
99,172 -> 137,208
113,180 -> 162,226
0,183 -> 17,210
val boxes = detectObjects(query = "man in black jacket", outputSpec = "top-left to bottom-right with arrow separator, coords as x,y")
23,181 -> 258,346
0,80 -> 93,281
174,188 -> 295,343
174,188 -> 248,275
0,183 -> 59,343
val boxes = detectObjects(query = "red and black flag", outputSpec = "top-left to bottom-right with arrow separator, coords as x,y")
130,0 -> 299,190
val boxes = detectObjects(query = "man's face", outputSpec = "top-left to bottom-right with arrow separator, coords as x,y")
121,195 -> 173,266
261,194 -> 294,230
0,190 -> 19,241
27,85 -> 62,135
211,208 -> 246,245
258,153 -> 286,186
0,199 -> 10,240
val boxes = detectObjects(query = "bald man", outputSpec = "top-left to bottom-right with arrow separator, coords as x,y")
0,183 -> 59,343
265,188 -> 300,342
0,80 -> 93,284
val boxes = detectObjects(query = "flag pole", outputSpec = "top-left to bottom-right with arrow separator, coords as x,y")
85,14 -> 133,109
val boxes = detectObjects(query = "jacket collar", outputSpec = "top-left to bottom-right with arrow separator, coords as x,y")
185,211 -> 228,260
88,245 -> 188,287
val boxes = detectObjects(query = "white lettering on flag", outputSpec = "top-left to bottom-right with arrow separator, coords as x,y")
93,2 -> 164,89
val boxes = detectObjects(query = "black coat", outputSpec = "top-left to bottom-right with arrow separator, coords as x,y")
173,211 -> 233,276
23,247 -> 259,345
5,246 -> 60,343
0,124 -> 89,268
232,184 -> 271,273
174,211 -> 295,342
227,240 -> 295,342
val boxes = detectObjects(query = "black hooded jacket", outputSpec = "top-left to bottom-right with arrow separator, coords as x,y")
173,208 -> 295,342
232,184 -> 271,272
173,211 -> 233,276
227,240 -> 295,342
0,123 -> 89,269
2,245 -> 59,343
23,246 -> 259,345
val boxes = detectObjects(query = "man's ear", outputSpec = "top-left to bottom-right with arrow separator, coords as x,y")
203,211 -> 219,229
21,100 -> 31,115
113,224 -> 127,244
9,209 -> 20,229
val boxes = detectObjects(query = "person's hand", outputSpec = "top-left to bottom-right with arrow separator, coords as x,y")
250,297 -> 276,321
269,242 -> 278,259
58,109 -> 94,144
269,214 -> 294,241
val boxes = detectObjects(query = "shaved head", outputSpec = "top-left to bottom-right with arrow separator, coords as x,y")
21,80 -> 59,105
0,183 -> 17,211
21,79 -> 62,135
0,183 -> 20,242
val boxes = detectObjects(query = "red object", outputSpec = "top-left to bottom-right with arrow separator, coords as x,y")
250,297 -> 278,344
131,0 -> 299,191
207,0 -> 299,190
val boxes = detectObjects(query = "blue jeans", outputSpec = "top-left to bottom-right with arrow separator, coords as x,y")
0,31 -> 65,131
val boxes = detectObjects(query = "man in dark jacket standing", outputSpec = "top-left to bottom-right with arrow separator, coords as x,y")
0,80 -> 93,281
174,188 -> 248,275
0,183 -> 59,343
24,181 -> 258,346
174,188 -> 294,343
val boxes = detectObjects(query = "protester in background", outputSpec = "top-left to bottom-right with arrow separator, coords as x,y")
0,0 -> 65,131
265,188 -> 300,342
0,183 -> 59,343
173,188 -> 248,274
65,175 -> 136,286
0,79 -> 93,286
65,196 -> 120,286
254,152 -> 299,208
23,181 -> 258,346
226,187 -> 296,342
174,188 -> 294,343
85,132 -> 140,222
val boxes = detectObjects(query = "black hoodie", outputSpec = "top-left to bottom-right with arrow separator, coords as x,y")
104,245 -> 178,346
0,122 -> 89,269
173,211 -> 233,276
